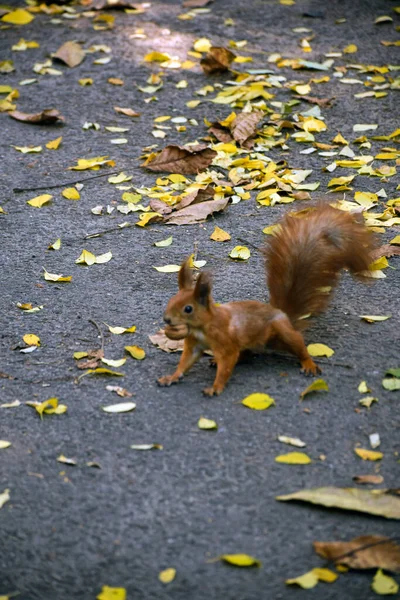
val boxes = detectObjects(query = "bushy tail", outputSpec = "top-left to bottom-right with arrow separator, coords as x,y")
264,204 -> 376,326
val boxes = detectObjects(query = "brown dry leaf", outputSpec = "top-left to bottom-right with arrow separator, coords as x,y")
77,358 -> 101,370
231,111 -> 264,146
183,0 -> 212,6
174,186 -> 215,211
53,41 -> 85,68
142,144 -> 217,174
114,106 -> 140,117
89,0 -> 140,8
371,245 -> 400,261
149,329 -> 184,353
297,95 -> 335,107
9,108 -> 64,125
164,197 -> 228,225
200,47 -> 236,74
314,536 -> 400,572
353,474 -> 384,485
208,124 -> 233,143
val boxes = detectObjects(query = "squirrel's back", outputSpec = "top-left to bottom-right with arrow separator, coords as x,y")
264,203 -> 375,325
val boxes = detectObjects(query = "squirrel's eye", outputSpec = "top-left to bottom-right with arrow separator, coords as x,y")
184,305 -> 193,314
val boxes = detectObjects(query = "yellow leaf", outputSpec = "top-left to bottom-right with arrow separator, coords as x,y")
102,402 -> 136,413
220,554 -> 261,567
46,136 -> 62,150
372,569 -> 399,595
327,175 -> 355,187
193,38 -> 212,53
48,238 -> 61,250
26,398 -> 67,419
234,56 -> 253,63
241,393 -> 275,410
210,226 -> 231,242
69,156 -> 114,171
355,448 -> 383,461
73,352 -> 88,360
307,343 -> 334,357
75,249 -> 96,265
57,454 -> 77,466
97,586 -> 127,600
101,358 -> 127,368
359,396 -> 378,409
153,264 -> 181,273
286,571 -> 319,589
0,441 -> 11,449
0,488 -> 10,510
79,78 -> 93,86
369,257 -> 389,271
390,235 -> 400,245
360,315 -> 391,323
106,324 -> 136,335
198,417 -> 218,430
187,100 -> 201,108
121,192 -> 141,203
312,568 -> 338,583
27,194 -> 52,208
154,236 -> 173,247
95,252 -> 113,264
14,145 -> 42,153
84,368 -> 124,377
358,381 -> 370,393
23,333 -> 40,346
332,132 -> 349,145
136,212 -> 161,227
275,452 -> 312,464
158,568 -> 176,583
300,378 -> 329,398
62,187 -> 80,200
144,51 -> 170,63
343,44 -> 358,53
125,345 -> 146,360
262,224 -> 281,235
109,172 -> 132,184
229,246 -> 251,260
1,8 -> 34,25
43,268 -> 72,283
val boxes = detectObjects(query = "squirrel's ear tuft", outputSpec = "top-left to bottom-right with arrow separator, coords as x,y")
194,272 -> 212,307
178,258 -> 193,290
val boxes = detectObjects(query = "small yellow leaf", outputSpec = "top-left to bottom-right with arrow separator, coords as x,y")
389,235 -> 400,245
43,268 -> 72,283
14,145 -> 42,154
187,100 -> 201,108
76,249 -> 96,265
154,236 -> 173,247
84,368 -> 124,377
210,226 -> 231,242
300,378 -> 329,398
220,554 -> 261,568
95,252 -> 113,264
26,398 -> 67,419
153,264 -> 181,273
360,315 -> 391,323
0,441 -> 11,449
312,568 -> 338,583
278,436 -> 306,448
101,358 -> 127,368
198,417 -> 218,430
286,570 -> 318,589
125,345 -> 146,360
1,8 -> 34,25
27,194 -> 52,208
96,586 -> 127,600
73,352 -> 88,360
307,343 -> 334,357
229,246 -> 251,260
102,402 -> 136,413
0,488 -> 10,510
372,569 -> 399,595
57,455 -> 77,466
109,172 -> 132,184
358,381 -> 370,393
23,333 -> 40,346
105,325 -> 136,335
48,238 -> 61,250
343,44 -> 358,54
136,212 -> 162,227
355,448 -> 383,461
241,393 -> 275,410
194,38 -> 212,53
275,452 -> 312,464
332,133 -> 348,145
79,78 -> 93,86
359,396 -> 378,409
62,187 -> 80,200
144,51 -> 170,63
46,136 -> 62,150
159,568 -> 176,584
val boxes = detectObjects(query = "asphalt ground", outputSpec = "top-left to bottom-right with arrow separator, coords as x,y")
0,0 -> 399,598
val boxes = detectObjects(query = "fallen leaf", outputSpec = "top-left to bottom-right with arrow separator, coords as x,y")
149,330 -> 184,353
76,249 -> 96,266
353,475 -> 384,485
0,400 -> 21,408
230,111 -> 263,146
82,368 -> 124,377
48,238 -> 61,250
106,385 -> 133,398
198,417 -> 218,430
229,246 -> 250,260
382,376 -> 400,391
154,236 -> 173,247
9,108 -> 64,125
13,145 -> 42,154
241,393 -> 275,410
101,358 -> 126,368
372,569 -> 399,595
361,315 -> 391,323
57,455 -> 77,466
23,334 -> 40,346
53,41 -> 85,68
164,197 -> 228,226
0,489 -> 10,510
143,144 -> 217,174
27,194 -> 52,208
43,268 -> 72,283
102,402 -> 136,413
1,8 -> 34,25
96,586 -> 127,600
0,441 -> 11,449
26,397 -> 67,419
200,47 -> 236,74
314,536 -> 400,572
286,571 -> 318,589
355,448 -> 383,461
277,487 -> 400,519
62,187 -> 80,200
125,345 -> 146,360
275,452 -> 312,464
114,106 -> 140,117
158,568 -> 176,583
343,44 -> 358,54
307,343 -> 334,357
183,0 -> 213,7
210,226 -> 231,242
130,443 -> 163,450
278,435 -> 306,448
105,324 -> 136,335
69,156 -> 114,171
219,554 -> 261,567
300,378 -> 329,398
359,396 -> 379,409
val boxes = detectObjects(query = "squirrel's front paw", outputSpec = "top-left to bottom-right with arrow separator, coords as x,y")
202,385 -> 222,397
300,358 -> 322,376
157,374 -> 181,387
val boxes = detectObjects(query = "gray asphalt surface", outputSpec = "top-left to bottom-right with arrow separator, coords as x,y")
1,0 -> 399,599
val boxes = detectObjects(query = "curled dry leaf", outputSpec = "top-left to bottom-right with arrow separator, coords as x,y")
353,474 -> 384,485
142,144 -> 217,174
9,108 -> 64,125
114,106 -> 140,117
314,535 -> 400,572
53,41 -> 85,68
230,111 -> 264,146
300,378 -> 329,398
164,197 -> 228,226
148,329 -> 184,353
276,487 -> 400,519
106,385 -> 133,397
200,47 -> 236,74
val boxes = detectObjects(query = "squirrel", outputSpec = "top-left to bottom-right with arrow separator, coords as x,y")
157,203 -> 375,396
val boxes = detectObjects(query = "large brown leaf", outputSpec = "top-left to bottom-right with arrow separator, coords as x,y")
142,144 -> 216,174
297,95 -> 336,108
9,109 -> 64,125
371,244 -> 400,260
200,47 -> 236,74
314,536 -> 400,572
173,186 -> 215,211
53,41 -> 85,68
163,197 -> 228,225
231,111 -> 264,145
149,330 -> 184,353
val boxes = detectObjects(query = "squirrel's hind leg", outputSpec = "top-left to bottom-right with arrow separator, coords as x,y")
271,316 -> 321,376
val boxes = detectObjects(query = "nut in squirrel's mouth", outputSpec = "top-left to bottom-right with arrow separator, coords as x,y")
164,324 -> 189,340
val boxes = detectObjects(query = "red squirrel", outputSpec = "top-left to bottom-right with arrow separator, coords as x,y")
158,204 -> 375,396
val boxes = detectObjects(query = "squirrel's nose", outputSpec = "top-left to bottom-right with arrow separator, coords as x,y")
163,315 -> 172,325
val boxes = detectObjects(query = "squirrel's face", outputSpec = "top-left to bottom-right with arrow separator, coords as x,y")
163,258 -> 212,340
